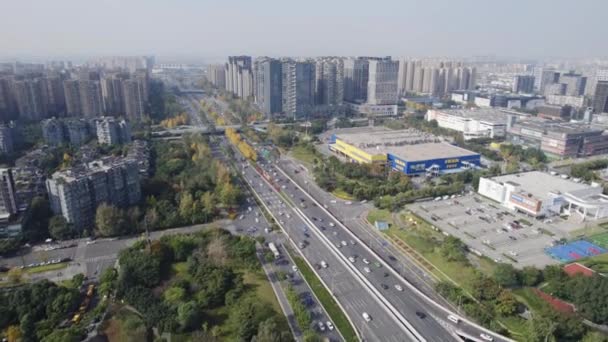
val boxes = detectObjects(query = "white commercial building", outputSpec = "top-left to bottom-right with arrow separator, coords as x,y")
426,108 -> 511,140
478,171 -> 608,220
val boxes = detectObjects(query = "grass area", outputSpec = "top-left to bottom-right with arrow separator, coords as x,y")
512,287 -> 548,313
290,145 -> 320,167
242,270 -> 283,315
497,315 -> 527,338
383,212 -> 497,291
589,231 -> 608,249
102,306 -> 148,342
1,262 -> 70,279
366,209 -> 394,226
568,224 -> 608,239
290,255 -> 358,342
579,253 -> 608,273
331,189 -> 355,201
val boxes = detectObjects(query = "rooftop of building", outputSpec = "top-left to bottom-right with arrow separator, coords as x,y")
49,156 -> 135,183
383,142 -> 479,162
431,108 -> 512,124
333,126 -> 443,147
511,118 -> 604,135
332,126 -> 477,161
486,171 -> 592,198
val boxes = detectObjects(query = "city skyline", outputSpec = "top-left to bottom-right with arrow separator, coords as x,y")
2,0 -> 607,61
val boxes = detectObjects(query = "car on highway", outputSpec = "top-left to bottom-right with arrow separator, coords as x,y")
415,311 -> 426,319
381,284 -> 389,290
363,267 -> 371,273
362,258 -> 370,264
349,240 -> 356,245
341,240 -> 347,247
480,333 -> 494,341
326,321 -> 334,331
329,222 -> 335,227
298,241 -> 306,249
348,256 -> 356,263
320,261 -> 328,268
394,284 -> 403,291
362,312 -> 371,322
292,265 -> 298,272
447,315 -> 460,323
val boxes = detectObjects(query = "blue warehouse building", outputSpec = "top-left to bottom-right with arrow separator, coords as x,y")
328,127 -> 481,176
384,143 -> 481,176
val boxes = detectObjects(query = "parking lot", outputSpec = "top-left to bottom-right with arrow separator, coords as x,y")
408,194 -> 564,268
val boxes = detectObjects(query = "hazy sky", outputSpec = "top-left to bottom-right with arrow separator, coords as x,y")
2,0 -> 606,61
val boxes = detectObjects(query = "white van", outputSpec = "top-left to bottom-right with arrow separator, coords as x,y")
447,315 -> 460,324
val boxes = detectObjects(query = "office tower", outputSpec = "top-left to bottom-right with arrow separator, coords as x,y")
226,56 -> 253,99
63,79 -> 81,116
0,124 -> 15,154
95,116 -> 131,145
254,58 -> 282,116
559,73 -> 587,96
101,73 -> 126,115
367,59 -> 399,105
78,80 -> 103,118
44,75 -> 66,116
206,64 -> 226,89
593,81 -> 608,114
46,159 -> 141,230
512,75 -> 535,93
41,117 -> 66,146
282,60 -> 315,120
122,79 -> 144,121
13,78 -> 48,120
0,168 -> 17,216
343,58 -> 369,102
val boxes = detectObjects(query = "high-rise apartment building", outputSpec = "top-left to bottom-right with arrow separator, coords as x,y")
13,78 -> 48,120
593,81 -> 608,114
343,58 -> 369,102
397,59 -> 475,96
0,77 -> 17,122
41,117 -> 65,146
226,56 -> 253,99
122,79 -> 145,121
282,60 -> 315,120
206,64 -> 226,89
559,73 -> 587,96
46,158 -> 141,230
512,75 -> 535,93
101,73 -> 127,115
254,58 -> 282,116
78,80 -> 104,118
0,168 -> 17,217
42,117 -> 92,147
367,59 -> 399,105
63,79 -> 81,116
95,116 -> 131,145
0,124 -> 15,154
314,58 -> 344,106
44,75 -> 66,116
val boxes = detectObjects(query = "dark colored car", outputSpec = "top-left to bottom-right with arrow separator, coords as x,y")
415,311 -> 426,319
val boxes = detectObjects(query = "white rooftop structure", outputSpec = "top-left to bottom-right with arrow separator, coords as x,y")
478,171 -> 608,220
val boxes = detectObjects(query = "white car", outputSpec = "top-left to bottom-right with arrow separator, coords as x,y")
326,321 -> 334,331
323,204 -> 328,208
394,284 -> 403,291
345,201 -> 352,205
447,315 -> 460,324
292,265 -> 298,272
329,222 -> 335,227
480,333 -> 494,341
362,312 -> 371,322
317,321 -> 325,332
362,258 -> 370,264
286,214 -> 291,219
363,267 -> 371,273
320,261 -> 328,268
348,256 -> 356,263
341,240 -> 348,247
336,243 -> 342,248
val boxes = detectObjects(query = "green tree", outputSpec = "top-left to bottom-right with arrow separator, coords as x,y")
439,236 -> 468,263
581,332 -> 608,342
520,266 -> 543,286
253,317 -> 292,342
524,315 -> 557,342
7,267 -> 23,284
21,196 -> 52,242
70,273 -> 85,289
495,290 -> 518,316
95,204 -> 129,237
179,192 -> 194,222
493,263 -> 520,287
471,274 -> 502,301
48,216 -> 72,240
20,313 -> 36,342
177,301 -> 202,331
164,286 -> 186,306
